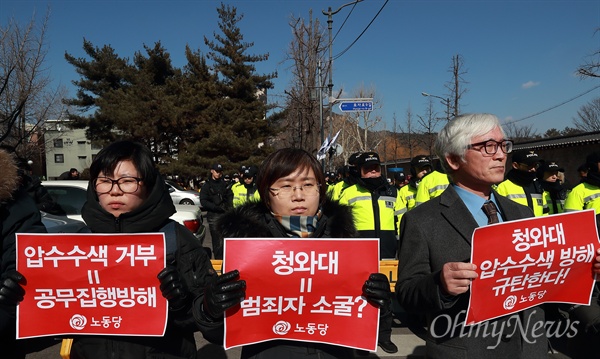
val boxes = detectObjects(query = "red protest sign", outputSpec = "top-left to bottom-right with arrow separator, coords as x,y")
16,233 -> 167,339
223,238 -> 379,351
467,209 -> 599,325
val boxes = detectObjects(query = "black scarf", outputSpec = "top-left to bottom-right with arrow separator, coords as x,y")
359,176 -> 387,192
506,168 -> 537,186
409,178 -> 419,190
540,180 -> 566,201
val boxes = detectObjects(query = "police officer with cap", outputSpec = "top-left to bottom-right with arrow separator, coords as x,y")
200,163 -> 233,259
232,166 -> 259,207
393,171 -> 406,190
537,161 -> 566,214
399,155 -> 432,218
338,151 -> 403,353
496,149 -> 547,216
329,152 -> 362,200
566,151 -> 600,213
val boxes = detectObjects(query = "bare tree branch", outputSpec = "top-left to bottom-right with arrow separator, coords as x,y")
443,54 -> 468,118
577,28 -> 600,79
573,97 -> 600,131
1,8 -> 63,163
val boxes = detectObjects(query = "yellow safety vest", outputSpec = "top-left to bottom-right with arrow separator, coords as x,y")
232,183 -> 260,207
397,184 -> 417,224
415,171 -> 450,206
564,182 -> 600,214
543,191 -> 565,215
495,179 -> 548,216
329,179 -> 352,201
338,183 -> 405,259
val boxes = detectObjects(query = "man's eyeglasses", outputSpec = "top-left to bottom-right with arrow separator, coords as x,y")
269,183 -> 321,198
95,176 -> 142,194
467,140 -> 513,155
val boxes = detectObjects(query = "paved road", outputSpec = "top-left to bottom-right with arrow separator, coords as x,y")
22,315 -> 573,359
24,319 -> 423,359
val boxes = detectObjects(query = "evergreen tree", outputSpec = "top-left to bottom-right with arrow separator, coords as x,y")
197,3 -> 277,169
63,4 -> 280,176
166,46 -> 220,176
63,39 -> 130,143
65,41 -> 186,162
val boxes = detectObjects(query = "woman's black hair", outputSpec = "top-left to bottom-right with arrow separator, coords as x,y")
89,140 -> 158,192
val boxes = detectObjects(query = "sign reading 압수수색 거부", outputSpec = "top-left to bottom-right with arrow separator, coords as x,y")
223,238 -> 380,352
16,233 -> 168,339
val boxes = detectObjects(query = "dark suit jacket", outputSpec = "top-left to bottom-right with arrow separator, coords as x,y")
396,185 -> 548,359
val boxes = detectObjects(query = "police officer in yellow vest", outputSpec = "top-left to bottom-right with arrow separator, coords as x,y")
496,149 -> 548,216
565,151 -> 600,214
414,169 -> 450,206
329,152 -> 361,201
229,166 -> 245,194
538,161 -> 566,214
399,155 -> 432,218
231,166 -> 259,207
338,151 -> 403,354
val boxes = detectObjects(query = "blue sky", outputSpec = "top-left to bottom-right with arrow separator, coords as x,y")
2,0 -> 599,136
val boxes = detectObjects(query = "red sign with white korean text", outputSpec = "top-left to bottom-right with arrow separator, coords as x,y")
223,238 -> 379,351
16,233 -> 167,339
467,210 -> 599,325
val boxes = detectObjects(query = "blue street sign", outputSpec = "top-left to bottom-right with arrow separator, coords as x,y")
339,101 -> 373,112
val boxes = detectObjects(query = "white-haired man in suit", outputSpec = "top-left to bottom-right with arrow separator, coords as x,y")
396,113 -> 555,358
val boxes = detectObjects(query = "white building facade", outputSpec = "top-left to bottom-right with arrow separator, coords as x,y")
44,120 -> 101,180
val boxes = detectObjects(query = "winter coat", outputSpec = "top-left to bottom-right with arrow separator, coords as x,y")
23,174 -> 66,215
200,177 -> 232,215
0,150 -> 47,273
0,150 -> 47,357
70,174 -> 220,359
216,197 -> 358,359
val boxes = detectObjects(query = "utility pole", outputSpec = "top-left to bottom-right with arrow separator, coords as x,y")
322,0 -> 364,138
318,61 -> 325,169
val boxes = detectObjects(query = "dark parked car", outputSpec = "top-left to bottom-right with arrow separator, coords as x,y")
40,211 -> 87,233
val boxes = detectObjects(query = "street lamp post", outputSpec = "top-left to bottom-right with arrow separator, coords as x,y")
318,61 -> 325,169
421,92 -> 453,121
322,0 -> 364,138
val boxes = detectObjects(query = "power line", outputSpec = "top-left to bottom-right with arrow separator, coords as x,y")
333,0 -> 389,60
504,84 -> 600,126
332,3 -> 357,43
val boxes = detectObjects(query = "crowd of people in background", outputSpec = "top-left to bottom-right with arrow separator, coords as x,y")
0,112 -> 600,358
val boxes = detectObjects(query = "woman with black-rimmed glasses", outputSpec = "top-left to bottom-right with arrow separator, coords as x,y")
72,140 -> 243,359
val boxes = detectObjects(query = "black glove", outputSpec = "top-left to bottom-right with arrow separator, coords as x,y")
157,265 -> 189,312
570,304 -> 600,334
362,273 -> 391,308
202,270 -> 246,320
0,271 -> 26,307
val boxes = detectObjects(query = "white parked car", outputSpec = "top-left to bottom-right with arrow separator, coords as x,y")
41,180 -> 205,240
165,180 -> 201,206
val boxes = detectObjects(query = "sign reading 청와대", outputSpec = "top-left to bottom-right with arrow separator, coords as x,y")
223,238 -> 380,351
466,210 -> 599,325
16,233 -> 168,339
